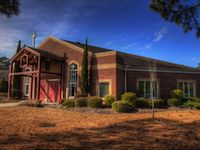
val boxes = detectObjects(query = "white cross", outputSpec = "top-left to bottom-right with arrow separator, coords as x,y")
32,32 -> 37,47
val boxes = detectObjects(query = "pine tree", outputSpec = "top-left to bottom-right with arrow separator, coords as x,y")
13,40 -> 21,89
0,0 -> 20,17
80,37 -> 89,96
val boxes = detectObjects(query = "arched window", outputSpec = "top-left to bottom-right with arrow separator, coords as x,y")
69,63 -> 78,96
24,68 -> 31,96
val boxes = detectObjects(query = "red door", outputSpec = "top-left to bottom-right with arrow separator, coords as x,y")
39,79 -> 61,103
47,80 -> 60,102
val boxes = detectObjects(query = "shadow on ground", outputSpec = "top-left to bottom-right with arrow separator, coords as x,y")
0,117 -> 200,150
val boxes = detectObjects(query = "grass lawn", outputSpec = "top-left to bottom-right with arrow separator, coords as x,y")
0,106 -> 200,150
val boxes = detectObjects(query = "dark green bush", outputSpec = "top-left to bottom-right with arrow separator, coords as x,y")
104,95 -> 116,108
121,92 -> 137,105
135,98 -> 149,108
112,101 -> 137,113
150,98 -> 165,108
188,97 -> 200,102
170,89 -> 183,100
62,99 -> 75,108
88,97 -> 102,108
11,89 -> 22,99
0,79 -> 8,93
184,101 -> 200,109
167,98 -> 181,106
75,97 -> 88,107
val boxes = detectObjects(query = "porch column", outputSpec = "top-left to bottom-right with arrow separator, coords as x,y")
8,61 -> 14,99
36,56 -> 41,100
62,53 -> 67,99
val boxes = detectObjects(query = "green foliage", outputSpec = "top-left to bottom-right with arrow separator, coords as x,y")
0,56 -> 10,70
149,98 -> 165,108
13,40 -> 22,89
87,97 -> 102,108
0,79 -> 8,93
188,97 -> 200,102
75,97 -> 88,107
104,95 -> 116,108
184,101 -> 200,109
135,98 -> 165,108
11,89 -> 22,99
121,92 -> 137,105
80,37 -> 89,96
0,0 -> 20,17
150,0 -> 200,37
167,98 -> 181,106
170,89 -> 183,100
62,99 -> 75,108
112,101 -> 137,113
135,97 -> 150,108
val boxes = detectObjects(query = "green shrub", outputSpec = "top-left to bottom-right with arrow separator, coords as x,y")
167,98 -> 181,106
11,89 -> 22,99
0,79 -> 8,93
135,98 -> 149,108
184,101 -> 200,109
112,101 -> 137,113
104,95 -> 116,108
188,97 -> 200,102
149,98 -> 165,108
170,89 -> 183,100
88,97 -> 102,108
62,99 -> 75,108
75,97 -> 88,107
121,92 -> 137,105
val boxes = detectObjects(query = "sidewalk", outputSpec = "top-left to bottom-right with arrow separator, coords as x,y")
0,101 -> 26,108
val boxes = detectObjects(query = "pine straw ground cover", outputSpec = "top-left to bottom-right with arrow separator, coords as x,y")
0,107 -> 200,150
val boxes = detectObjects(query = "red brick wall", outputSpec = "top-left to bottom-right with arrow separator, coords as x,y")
126,71 -> 200,100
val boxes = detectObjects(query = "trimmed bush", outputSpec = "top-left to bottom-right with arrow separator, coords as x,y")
121,92 -> 137,105
188,97 -> 200,102
62,99 -> 75,108
184,101 -> 200,109
104,95 -> 116,108
88,97 -> 102,108
75,97 -> 88,107
167,98 -> 181,106
112,101 -> 137,113
170,89 -> 183,100
135,98 -> 149,108
11,89 -> 22,99
149,98 -> 165,108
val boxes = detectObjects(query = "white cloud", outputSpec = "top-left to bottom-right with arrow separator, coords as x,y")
105,41 -> 113,46
153,26 -> 168,42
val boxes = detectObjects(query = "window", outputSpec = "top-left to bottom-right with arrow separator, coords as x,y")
138,80 -> 158,98
178,81 -> 195,97
99,82 -> 109,97
24,68 -> 30,96
69,64 -> 77,96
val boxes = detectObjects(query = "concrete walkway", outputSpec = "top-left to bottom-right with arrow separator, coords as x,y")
0,101 -> 26,108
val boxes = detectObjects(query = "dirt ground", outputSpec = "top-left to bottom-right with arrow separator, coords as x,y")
0,106 -> 199,150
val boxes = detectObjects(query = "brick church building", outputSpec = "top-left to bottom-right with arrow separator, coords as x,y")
8,36 -> 200,102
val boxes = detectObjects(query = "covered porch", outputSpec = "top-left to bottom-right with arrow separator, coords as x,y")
8,46 -> 66,103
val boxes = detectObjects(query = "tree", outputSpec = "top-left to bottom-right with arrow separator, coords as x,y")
147,60 -> 157,119
150,0 -> 200,37
13,40 -> 21,89
197,63 -> 200,69
0,57 -> 10,70
0,0 -> 20,17
80,37 -> 89,96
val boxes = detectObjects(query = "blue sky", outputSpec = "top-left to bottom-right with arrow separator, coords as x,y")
0,0 -> 200,67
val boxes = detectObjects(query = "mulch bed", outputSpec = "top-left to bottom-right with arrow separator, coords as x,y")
0,106 -> 199,150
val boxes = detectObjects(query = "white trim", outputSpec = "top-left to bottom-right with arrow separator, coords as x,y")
126,68 -> 200,74
177,80 -> 196,97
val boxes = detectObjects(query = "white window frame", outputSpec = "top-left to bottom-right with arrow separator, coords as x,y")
177,80 -> 196,98
137,79 -> 159,98
69,63 -> 78,97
